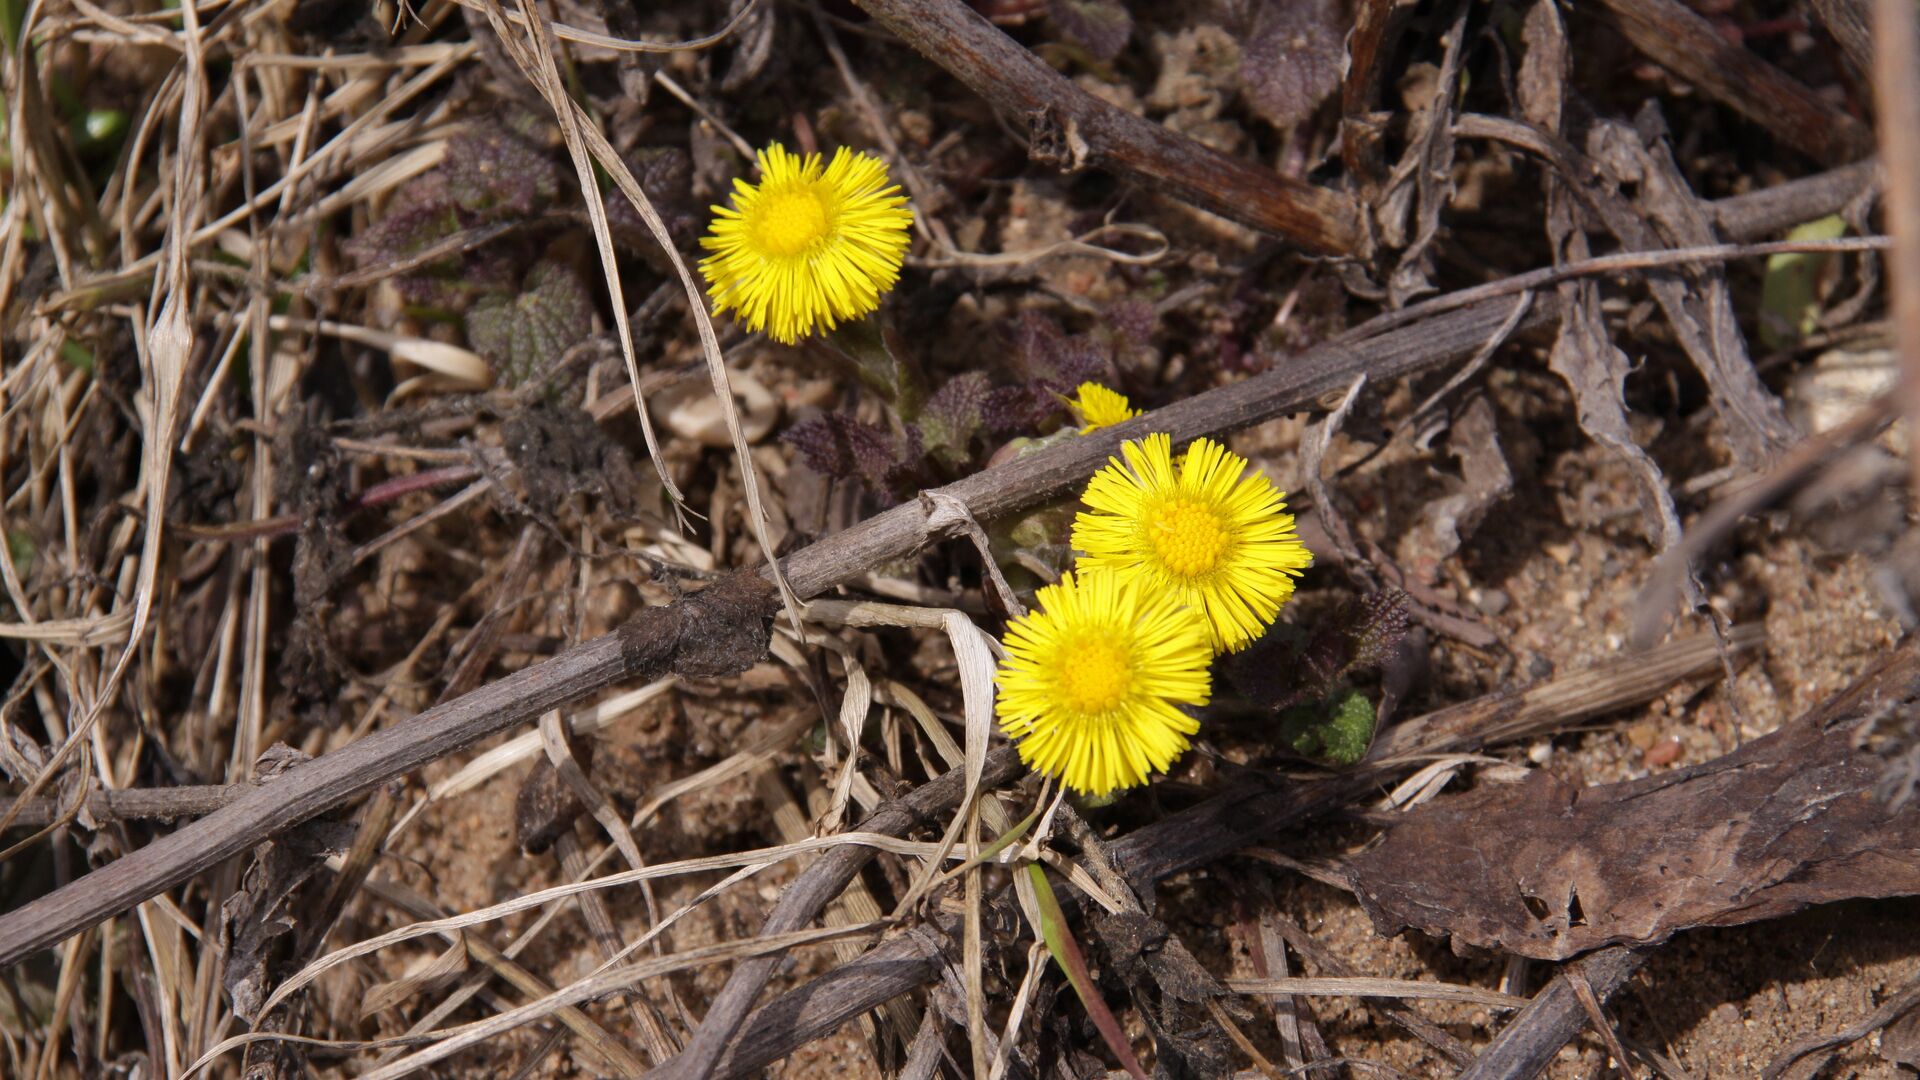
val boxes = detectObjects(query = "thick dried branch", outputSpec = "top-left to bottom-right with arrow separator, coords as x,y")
848,0 -> 1364,257
0,289 -> 1552,969
1591,0 -> 1872,165
0,157 -> 1874,967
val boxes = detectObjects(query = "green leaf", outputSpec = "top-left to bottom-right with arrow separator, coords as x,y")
1759,214 -> 1846,349
1279,690 -> 1377,766
6,530 -> 34,579
1026,864 -> 1150,1080
823,317 -> 926,420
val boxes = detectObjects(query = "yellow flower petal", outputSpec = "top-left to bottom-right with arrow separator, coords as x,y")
1072,433 -> 1312,653
1069,382 -> 1140,432
994,570 -> 1212,797
699,144 -> 914,345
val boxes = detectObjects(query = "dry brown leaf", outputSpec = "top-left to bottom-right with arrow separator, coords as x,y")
1349,643 -> 1920,960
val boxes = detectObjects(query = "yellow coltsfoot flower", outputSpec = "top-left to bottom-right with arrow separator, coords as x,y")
699,143 -> 914,345
1067,381 -> 1140,432
1072,432 -> 1312,654
994,570 -> 1212,798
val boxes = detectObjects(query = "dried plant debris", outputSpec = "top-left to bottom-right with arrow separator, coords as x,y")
1088,910 -> 1235,1080
1398,395 -> 1511,575
619,570 -> 781,682
499,402 -> 648,522
515,739 -> 594,854
1349,643 -> 1920,961
220,746 -> 357,1023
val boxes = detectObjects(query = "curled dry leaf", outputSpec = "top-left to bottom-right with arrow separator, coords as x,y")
1398,395 -> 1512,576
1348,640 -> 1920,961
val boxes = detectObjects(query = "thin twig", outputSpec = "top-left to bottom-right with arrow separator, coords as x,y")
1454,948 -> 1649,1080
847,0 -> 1364,257
1870,0 -> 1920,501
1591,0 -> 1872,164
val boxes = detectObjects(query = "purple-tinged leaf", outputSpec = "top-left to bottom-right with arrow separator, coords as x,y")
443,130 -> 560,219
920,372 -> 992,469
1240,0 -> 1346,129
464,261 -> 594,385
1047,0 -> 1131,61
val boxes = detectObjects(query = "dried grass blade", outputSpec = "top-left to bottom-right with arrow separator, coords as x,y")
488,0 -> 801,633
1226,976 -> 1528,1009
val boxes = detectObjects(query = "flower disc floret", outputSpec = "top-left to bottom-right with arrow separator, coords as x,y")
994,571 -> 1212,798
1072,433 -> 1313,653
700,144 -> 913,345
1069,382 -> 1140,432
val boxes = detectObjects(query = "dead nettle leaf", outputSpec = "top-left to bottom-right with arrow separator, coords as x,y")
1047,0 -> 1131,62
919,372 -> 992,471
605,145 -> 701,268
347,129 -> 559,307
221,745 -> 357,1022
442,128 -> 561,217
1238,0 -> 1345,129
979,311 -> 1120,435
465,260 -> 594,386
1348,641 -> 1920,961
1398,395 -> 1511,576
782,412 -> 922,502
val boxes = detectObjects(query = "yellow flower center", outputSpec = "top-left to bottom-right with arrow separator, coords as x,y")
1148,499 -> 1231,579
1055,632 -> 1133,715
754,189 -> 831,257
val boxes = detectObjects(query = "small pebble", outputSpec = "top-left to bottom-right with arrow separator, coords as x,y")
1645,737 -> 1683,767
1475,588 -> 1510,616
1625,723 -> 1658,751
1544,540 -> 1578,566
1528,741 -> 1553,764
1528,655 -> 1555,679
